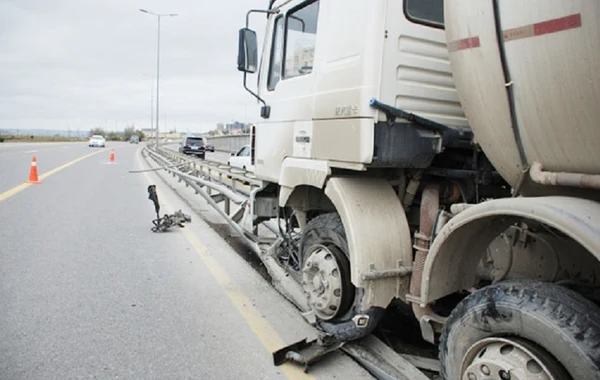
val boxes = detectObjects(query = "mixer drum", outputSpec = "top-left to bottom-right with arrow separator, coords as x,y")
444,0 -> 600,195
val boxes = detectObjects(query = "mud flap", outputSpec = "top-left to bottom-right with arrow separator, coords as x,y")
273,336 -> 344,373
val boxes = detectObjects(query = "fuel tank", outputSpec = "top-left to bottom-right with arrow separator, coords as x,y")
445,0 -> 600,194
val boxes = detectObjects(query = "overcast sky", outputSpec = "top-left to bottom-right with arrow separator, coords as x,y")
0,0 -> 267,133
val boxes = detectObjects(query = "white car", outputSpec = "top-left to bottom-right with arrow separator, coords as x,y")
88,135 -> 106,147
228,145 -> 254,172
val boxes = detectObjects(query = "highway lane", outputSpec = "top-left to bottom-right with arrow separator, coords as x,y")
0,143 -> 371,380
0,141 -> 123,195
205,150 -> 231,164
162,143 -> 232,165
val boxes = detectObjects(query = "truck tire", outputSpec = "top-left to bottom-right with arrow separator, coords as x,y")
439,280 -> 600,380
299,213 -> 384,341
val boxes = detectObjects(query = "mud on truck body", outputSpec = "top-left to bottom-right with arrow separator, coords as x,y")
237,0 -> 600,378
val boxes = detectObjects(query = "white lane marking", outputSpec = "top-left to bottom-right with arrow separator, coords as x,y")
23,150 -> 39,153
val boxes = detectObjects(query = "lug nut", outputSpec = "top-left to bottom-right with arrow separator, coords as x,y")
467,373 -> 477,380
480,365 -> 490,376
499,370 -> 511,380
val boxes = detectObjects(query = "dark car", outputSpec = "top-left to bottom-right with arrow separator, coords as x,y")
206,144 -> 215,152
179,136 -> 206,159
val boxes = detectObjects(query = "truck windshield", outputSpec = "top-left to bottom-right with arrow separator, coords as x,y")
405,0 -> 444,28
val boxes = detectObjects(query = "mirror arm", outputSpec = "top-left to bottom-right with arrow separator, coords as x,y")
246,9 -> 278,28
243,8 -> 278,118
243,71 -> 266,107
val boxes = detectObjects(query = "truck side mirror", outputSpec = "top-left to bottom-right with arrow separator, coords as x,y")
237,28 -> 258,73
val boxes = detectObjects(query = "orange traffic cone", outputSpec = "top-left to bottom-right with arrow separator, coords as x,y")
109,149 -> 115,163
27,156 -> 40,184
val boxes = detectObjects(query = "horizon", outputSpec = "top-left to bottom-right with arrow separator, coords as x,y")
0,0 -> 265,133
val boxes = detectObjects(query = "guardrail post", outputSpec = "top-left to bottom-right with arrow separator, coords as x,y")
207,168 -> 212,196
224,198 -> 230,215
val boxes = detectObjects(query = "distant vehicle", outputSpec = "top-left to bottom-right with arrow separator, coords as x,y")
129,135 -> 139,144
179,136 -> 205,159
206,144 -> 215,152
88,135 -> 106,147
228,144 -> 253,171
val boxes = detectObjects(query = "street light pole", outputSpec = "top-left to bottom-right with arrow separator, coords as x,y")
139,9 -> 178,148
155,15 -> 161,148
142,74 -> 154,139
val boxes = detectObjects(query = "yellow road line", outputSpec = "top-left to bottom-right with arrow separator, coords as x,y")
0,149 -> 106,203
182,230 -> 312,380
137,150 -> 313,380
0,183 -> 31,203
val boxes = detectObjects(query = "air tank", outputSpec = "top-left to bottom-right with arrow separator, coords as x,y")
444,0 -> 600,195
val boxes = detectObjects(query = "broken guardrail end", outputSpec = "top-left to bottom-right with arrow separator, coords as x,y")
272,336 -> 344,373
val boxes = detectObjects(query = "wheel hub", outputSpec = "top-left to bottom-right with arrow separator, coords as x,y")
301,244 -> 345,320
461,337 -> 570,380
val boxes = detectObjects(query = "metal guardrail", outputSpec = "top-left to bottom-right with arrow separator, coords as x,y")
139,146 -> 438,380
142,147 -> 267,252
140,146 -> 312,312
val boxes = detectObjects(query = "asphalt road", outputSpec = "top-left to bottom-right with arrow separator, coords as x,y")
0,142 -> 371,380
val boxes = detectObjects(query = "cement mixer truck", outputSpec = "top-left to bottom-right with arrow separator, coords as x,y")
237,0 -> 600,377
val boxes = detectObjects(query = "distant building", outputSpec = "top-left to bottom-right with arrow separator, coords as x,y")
225,121 -> 246,134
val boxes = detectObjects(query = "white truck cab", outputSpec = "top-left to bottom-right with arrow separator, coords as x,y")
245,0 -> 467,185
237,1 -> 600,377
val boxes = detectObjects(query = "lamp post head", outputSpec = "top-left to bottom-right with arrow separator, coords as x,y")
139,9 -> 178,17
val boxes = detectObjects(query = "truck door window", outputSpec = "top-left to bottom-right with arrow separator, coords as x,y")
404,0 -> 444,28
283,0 -> 319,79
267,16 -> 284,91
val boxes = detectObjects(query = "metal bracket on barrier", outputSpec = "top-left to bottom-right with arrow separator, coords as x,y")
273,335 -> 344,373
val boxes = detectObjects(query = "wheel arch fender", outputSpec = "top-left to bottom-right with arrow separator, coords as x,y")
278,157 -> 331,207
324,177 -> 413,309
421,196 -> 600,303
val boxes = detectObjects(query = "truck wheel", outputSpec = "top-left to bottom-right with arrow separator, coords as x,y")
299,213 -> 384,341
439,280 -> 600,380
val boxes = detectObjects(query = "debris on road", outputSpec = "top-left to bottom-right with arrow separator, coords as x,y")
147,184 -> 191,232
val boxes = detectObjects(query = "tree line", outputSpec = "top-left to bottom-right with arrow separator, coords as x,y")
89,125 -> 145,141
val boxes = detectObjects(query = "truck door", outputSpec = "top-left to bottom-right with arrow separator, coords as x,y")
255,0 -> 321,183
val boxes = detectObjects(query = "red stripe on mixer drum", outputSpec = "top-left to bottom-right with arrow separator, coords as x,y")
448,13 -> 582,52
503,13 -> 582,42
448,36 -> 480,52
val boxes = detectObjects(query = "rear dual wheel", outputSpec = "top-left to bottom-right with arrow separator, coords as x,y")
440,280 -> 600,380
